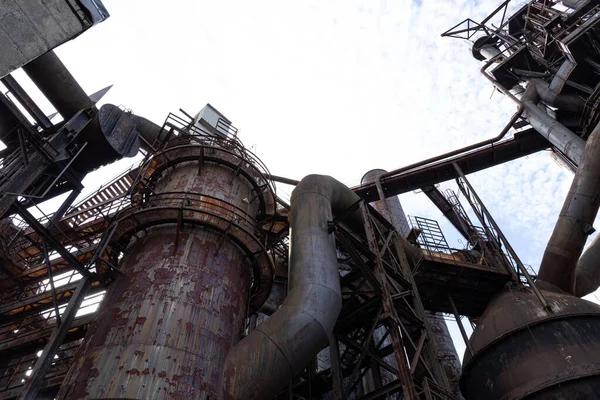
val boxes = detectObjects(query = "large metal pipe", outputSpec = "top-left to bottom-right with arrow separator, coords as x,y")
22,50 -> 94,120
520,81 -> 585,165
576,234 -> 600,297
480,59 -> 585,167
538,120 -> 600,294
525,78 -> 585,113
20,52 -> 140,173
521,99 -> 585,165
362,169 -> 411,236
222,174 -> 356,400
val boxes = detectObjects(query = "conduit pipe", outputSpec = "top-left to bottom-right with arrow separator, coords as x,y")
480,58 -> 586,166
374,60 -> 527,183
477,59 -> 600,296
538,120 -> 600,295
222,175 -> 358,400
377,108 -> 523,183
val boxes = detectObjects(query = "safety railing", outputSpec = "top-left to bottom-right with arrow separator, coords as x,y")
154,112 -> 277,198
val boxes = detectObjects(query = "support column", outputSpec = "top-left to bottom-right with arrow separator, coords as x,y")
361,169 -> 462,396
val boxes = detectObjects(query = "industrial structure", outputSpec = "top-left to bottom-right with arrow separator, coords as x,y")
0,0 -> 600,399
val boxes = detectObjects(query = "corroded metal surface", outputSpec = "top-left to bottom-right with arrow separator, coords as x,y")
58,228 -> 250,399
461,288 -> 600,399
98,104 -> 140,158
60,141 -> 276,399
142,143 -> 276,217
121,150 -> 274,312
23,51 -> 94,120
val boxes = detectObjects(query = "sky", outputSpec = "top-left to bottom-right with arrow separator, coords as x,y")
8,0 -> 600,362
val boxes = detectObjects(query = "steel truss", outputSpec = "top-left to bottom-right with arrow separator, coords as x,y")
280,199 -> 456,400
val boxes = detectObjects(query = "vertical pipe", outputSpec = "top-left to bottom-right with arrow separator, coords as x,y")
223,175 -> 355,400
540,121 -> 600,295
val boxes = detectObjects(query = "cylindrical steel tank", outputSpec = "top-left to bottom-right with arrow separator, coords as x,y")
461,287 -> 600,399
360,169 -> 462,396
59,135 -> 276,399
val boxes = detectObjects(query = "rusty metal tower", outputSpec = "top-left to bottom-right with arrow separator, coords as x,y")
4,1 -> 600,399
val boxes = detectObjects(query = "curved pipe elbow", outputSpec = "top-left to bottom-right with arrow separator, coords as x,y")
222,175 -> 358,400
522,78 -> 585,113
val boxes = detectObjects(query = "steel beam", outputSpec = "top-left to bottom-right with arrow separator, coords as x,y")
13,203 -> 89,278
359,202 -> 417,400
0,281 -> 79,315
1,75 -> 52,129
354,128 -> 549,202
19,277 -> 90,400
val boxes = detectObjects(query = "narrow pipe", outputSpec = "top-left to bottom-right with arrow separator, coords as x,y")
539,120 -> 600,294
222,175 -> 357,400
378,103 -> 523,182
266,174 -> 300,186
448,295 -> 473,358
372,57 -> 526,184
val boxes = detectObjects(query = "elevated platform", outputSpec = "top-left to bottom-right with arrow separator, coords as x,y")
414,254 -> 512,317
